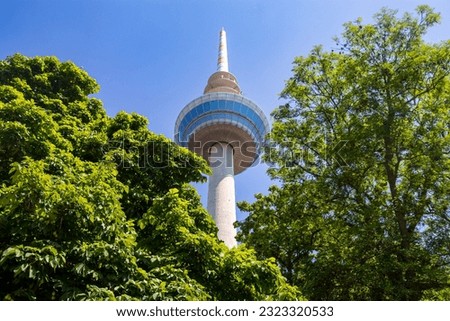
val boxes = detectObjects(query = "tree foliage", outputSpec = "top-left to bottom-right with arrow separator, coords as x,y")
238,6 -> 450,300
0,54 -> 299,300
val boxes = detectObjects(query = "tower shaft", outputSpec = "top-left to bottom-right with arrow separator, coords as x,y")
207,142 -> 237,247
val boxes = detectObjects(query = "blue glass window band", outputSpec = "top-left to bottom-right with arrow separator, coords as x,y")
178,100 -> 266,141
179,111 -> 262,144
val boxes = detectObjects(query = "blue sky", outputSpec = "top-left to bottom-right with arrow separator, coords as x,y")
1,0 -> 450,220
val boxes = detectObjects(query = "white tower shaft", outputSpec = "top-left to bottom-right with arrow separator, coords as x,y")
217,28 -> 229,72
207,142 -> 237,247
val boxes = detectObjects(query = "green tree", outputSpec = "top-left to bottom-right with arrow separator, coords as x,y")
238,5 -> 450,300
0,54 -> 299,300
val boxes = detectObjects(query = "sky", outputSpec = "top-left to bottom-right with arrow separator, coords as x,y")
1,0 -> 450,221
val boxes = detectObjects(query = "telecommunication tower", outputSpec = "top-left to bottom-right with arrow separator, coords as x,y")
174,28 -> 269,247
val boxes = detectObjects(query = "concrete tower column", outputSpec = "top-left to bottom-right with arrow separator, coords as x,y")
207,142 -> 237,247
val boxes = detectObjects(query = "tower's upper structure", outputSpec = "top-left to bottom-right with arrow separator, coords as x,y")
175,28 -> 269,174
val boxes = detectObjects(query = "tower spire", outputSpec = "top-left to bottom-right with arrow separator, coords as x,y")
204,28 -> 240,94
217,27 -> 229,72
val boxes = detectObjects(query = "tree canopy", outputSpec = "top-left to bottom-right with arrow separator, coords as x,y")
0,54 -> 300,300
238,5 -> 450,300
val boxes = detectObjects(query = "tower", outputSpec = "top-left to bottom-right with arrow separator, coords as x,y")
174,28 -> 269,247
